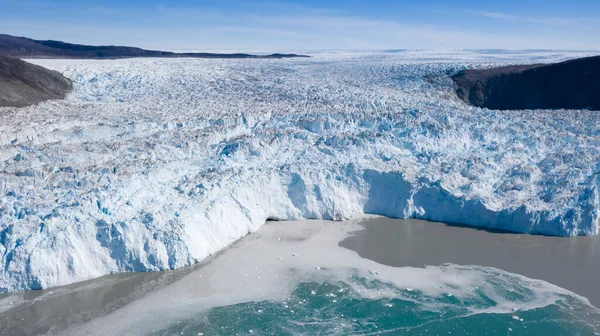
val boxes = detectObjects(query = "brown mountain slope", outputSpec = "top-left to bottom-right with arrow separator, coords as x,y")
451,55 -> 600,111
0,55 -> 72,107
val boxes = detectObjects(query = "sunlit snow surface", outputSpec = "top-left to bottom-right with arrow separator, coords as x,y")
1,50 -> 599,292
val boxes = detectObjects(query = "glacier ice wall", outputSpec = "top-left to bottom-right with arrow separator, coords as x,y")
1,51 -> 600,292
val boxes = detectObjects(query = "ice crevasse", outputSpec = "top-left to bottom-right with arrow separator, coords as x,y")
0,51 -> 599,292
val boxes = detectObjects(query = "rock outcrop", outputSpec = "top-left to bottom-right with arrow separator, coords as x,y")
452,55 -> 600,111
0,55 -> 71,107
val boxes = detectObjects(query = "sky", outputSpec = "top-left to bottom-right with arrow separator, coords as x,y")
1,0 -> 599,51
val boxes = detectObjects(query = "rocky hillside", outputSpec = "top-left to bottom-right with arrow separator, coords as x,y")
452,55 -> 600,110
0,55 -> 71,107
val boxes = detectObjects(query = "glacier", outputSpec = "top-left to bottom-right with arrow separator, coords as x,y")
1,50 -> 599,292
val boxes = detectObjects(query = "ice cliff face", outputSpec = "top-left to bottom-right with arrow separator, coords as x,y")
1,51 -> 599,292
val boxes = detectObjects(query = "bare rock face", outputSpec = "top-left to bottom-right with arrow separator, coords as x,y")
0,55 -> 72,107
452,55 -> 600,111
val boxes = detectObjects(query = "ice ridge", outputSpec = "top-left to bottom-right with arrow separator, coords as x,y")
1,51 -> 599,292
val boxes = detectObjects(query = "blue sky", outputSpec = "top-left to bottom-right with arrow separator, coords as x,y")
1,0 -> 599,51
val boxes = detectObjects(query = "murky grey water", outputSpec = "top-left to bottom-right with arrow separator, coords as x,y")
0,253 -> 215,336
340,218 -> 600,307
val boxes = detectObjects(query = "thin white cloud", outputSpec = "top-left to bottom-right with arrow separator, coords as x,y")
472,10 -> 518,21
464,8 -> 598,26
216,26 -> 305,38
154,4 -> 227,21
2,1 -> 599,51
239,12 -> 597,50
224,0 -> 342,16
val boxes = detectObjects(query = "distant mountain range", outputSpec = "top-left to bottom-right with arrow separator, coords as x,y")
0,34 -> 309,59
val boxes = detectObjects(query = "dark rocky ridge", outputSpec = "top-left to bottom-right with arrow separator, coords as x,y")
451,55 -> 600,111
0,34 -> 309,59
0,55 -> 72,107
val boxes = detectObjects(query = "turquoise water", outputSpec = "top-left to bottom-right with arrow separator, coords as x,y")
154,273 -> 600,336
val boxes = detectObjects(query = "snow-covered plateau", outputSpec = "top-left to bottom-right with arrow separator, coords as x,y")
1,51 -> 599,292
